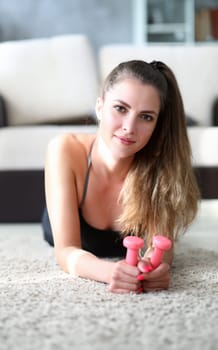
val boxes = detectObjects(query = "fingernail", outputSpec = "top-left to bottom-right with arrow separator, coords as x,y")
137,274 -> 145,281
142,265 -> 153,273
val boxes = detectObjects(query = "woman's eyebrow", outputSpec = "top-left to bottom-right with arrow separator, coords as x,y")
113,99 -> 130,108
113,99 -> 158,117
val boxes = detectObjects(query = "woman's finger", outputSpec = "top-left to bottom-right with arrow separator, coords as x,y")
108,280 -> 140,293
140,262 -> 170,280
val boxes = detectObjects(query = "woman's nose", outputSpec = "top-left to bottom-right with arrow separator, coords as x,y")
122,115 -> 136,133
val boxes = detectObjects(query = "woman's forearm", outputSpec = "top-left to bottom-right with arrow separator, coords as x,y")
56,246 -> 115,284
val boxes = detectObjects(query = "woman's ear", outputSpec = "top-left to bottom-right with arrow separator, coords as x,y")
95,97 -> 103,121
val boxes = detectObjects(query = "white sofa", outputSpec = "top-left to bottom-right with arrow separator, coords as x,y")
0,35 -> 98,221
0,35 -> 217,222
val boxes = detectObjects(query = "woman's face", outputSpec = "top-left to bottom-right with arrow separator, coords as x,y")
96,78 -> 161,160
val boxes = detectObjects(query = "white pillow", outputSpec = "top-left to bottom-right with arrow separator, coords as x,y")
99,44 -> 218,126
0,35 -> 99,125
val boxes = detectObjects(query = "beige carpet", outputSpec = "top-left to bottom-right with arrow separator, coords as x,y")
0,201 -> 218,350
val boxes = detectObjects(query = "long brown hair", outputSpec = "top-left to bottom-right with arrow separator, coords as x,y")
101,60 -> 200,247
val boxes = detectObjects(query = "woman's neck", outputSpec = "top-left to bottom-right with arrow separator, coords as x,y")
92,135 -> 133,182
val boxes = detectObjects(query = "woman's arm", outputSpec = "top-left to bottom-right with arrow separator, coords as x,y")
45,134 -> 111,281
61,246 -> 140,294
45,134 -> 140,292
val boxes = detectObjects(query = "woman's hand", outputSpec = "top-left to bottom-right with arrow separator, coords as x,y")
137,258 -> 170,292
108,260 -> 141,294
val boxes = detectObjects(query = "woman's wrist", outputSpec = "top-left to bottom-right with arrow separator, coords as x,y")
64,247 -> 115,283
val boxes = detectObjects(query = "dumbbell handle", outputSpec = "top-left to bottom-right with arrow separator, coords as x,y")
144,235 -> 172,272
123,236 -> 144,266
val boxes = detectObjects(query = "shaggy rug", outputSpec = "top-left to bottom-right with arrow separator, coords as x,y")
0,225 -> 217,350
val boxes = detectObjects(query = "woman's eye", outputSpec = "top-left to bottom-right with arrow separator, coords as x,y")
140,114 -> 154,121
114,105 -> 126,113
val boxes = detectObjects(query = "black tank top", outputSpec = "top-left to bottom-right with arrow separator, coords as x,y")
79,142 -> 126,258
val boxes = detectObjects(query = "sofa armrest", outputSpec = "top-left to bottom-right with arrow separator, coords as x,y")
0,95 -> 7,127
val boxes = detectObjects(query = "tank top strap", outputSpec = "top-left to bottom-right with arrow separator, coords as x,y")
79,140 -> 95,208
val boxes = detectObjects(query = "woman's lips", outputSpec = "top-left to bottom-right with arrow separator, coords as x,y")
115,135 -> 136,145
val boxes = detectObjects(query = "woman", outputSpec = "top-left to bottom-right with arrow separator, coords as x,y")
42,60 -> 200,293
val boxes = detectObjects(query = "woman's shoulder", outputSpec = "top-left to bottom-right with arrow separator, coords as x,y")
47,133 -> 95,156
46,133 -> 96,170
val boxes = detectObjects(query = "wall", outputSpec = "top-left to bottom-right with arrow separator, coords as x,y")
0,0 -> 132,52
0,0 -> 218,51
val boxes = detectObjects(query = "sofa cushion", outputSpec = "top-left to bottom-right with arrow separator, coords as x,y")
0,125 -> 97,170
188,127 -> 218,166
1,125 -> 217,170
0,35 -> 99,126
99,44 -> 218,126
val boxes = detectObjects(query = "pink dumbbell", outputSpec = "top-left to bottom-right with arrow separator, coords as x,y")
123,236 -> 144,266
143,235 -> 172,272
